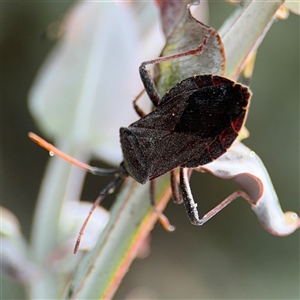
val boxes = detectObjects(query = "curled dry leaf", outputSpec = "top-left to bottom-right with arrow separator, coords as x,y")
154,0 -> 193,38
197,141 -> 300,236
155,1 -> 225,95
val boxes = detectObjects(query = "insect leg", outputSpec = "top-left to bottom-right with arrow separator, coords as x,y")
180,168 -> 249,226
139,64 -> 160,107
170,169 -> 182,204
74,174 -> 125,253
139,29 -> 212,106
133,89 -> 146,118
150,180 -> 175,232
171,168 -> 194,204
28,133 -> 129,253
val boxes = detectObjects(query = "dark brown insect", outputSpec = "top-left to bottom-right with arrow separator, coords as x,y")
121,74 -> 250,184
29,55 -> 251,253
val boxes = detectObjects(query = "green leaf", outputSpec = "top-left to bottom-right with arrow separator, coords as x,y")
63,175 -> 171,299
27,1 -> 289,299
220,0 -> 284,79
156,5 -> 225,95
62,2 -> 286,299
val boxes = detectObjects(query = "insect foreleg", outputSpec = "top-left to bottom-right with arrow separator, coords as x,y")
139,63 -> 161,107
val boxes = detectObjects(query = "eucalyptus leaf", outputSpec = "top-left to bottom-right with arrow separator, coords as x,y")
220,0 -> 284,79
63,176 -> 171,299
28,2 -> 144,164
25,1 -> 297,299
61,2 -> 292,299
156,4 -> 225,95
199,141 -> 300,236
154,0 -> 191,38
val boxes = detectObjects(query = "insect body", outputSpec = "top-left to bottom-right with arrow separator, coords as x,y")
29,57 -> 251,252
121,74 -> 250,184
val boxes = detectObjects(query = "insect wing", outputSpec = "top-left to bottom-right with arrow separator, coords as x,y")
121,75 -> 251,183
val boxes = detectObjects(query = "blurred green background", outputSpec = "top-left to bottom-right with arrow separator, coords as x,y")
2,1 -> 299,299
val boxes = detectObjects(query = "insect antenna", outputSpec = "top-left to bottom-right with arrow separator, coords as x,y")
28,132 -> 119,176
74,174 -> 124,253
28,132 -> 127,253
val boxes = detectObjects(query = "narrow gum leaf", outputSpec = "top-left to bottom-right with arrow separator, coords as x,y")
63,176 -> 171,299
28,2 -> 142,164
220,0 -> 284,79
29,145 -> 88,299
156,4 -> 225,95
63,4 -> 225,299
62,2 -> 290,298
27,3 -> 161,299
27,1 -> 296,299
154,0 -> 190,38
199,142 -> 300,236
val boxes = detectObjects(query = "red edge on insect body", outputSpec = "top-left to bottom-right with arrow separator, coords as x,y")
231,111 -> 246,133
102,185 -> 173,300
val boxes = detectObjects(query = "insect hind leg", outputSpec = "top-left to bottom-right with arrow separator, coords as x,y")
179,168 -> 249,226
